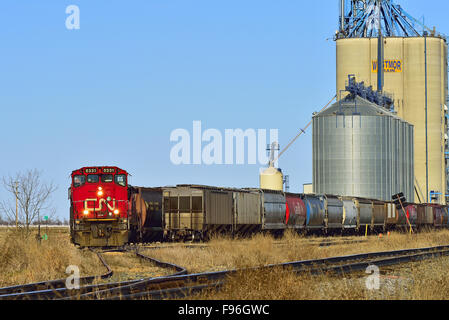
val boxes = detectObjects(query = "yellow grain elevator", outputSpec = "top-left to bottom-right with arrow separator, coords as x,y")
336,0 -> 448,204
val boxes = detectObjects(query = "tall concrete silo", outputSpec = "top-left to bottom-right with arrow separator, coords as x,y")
336,0 -> 448,204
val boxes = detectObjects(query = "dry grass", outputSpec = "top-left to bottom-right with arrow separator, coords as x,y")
142,229 -> 449,273
101,251 -> 175,282
3,226 -> 449,299
0,227 -> 104,287
191,256 -> 449,300
0,227 -> 178,288
141,229 -> 449,300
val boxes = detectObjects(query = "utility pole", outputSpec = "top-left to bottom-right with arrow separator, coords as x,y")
36,210 -> 41,243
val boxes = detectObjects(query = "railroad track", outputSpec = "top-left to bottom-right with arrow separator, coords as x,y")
0,246 -> 187,300
140,238 -> 368,251
0,248 -> 112,296
3,245 -> 449,300
62,244 -> 449,300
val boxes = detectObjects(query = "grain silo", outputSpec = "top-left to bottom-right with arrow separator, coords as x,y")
335,0 -> 448,204
313,83 -> 414,202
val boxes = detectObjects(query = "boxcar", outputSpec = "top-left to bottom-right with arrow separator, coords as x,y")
163,185 -> 234,240
302,195 -> 325,230
233,189 -> 262,234
285,193 -> 306,230
324,195 -> 344,230
340,197 -> 357,229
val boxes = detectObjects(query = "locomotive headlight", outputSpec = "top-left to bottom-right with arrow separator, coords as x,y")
83,210 -> 89,215
114,209 -> 119,215
98,187 -> 103,191
98,190 -> 104,196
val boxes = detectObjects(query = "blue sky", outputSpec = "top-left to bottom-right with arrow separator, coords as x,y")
0,1 -> 447,220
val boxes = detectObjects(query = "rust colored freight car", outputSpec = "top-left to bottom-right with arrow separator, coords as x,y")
396,204 -> 417,229
285,193 -> 306,230
416,204 -> 434,230
431,205 -> 448,228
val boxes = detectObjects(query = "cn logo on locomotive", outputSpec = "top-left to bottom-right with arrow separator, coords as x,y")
83,198 -> 116,212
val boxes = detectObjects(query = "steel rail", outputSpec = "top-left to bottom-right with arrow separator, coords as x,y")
63,244 -> 449,300
140,238 -> 367,251
0,248 -> 113,296
110,282 -> 225,300
0,246 -> 187,300
117,247 -> 449,300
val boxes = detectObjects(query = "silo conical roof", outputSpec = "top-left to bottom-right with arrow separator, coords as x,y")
315,95 -> 407,123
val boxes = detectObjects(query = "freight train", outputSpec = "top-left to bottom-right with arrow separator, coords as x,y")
69,166 -> 449,247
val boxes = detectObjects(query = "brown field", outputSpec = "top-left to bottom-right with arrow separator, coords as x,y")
0,227 -> 167,288
141,230 -> 449,300
0,227 -> 104,287
141,229 -> 449,273
2,227 -> 449,299
190,257 -> 449,300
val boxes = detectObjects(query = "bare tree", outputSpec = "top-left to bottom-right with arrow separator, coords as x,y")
0,169 -> 57,232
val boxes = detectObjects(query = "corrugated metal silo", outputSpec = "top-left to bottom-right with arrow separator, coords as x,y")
313,95 -> 414,202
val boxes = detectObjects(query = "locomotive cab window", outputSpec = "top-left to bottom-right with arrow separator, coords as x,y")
101,174 -> 113,183
87,175 -> 99,183
115,174 -> 127,187
73,175 -> 85,187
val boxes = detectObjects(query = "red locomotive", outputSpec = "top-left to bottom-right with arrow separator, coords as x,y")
69,166 -> 130,247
